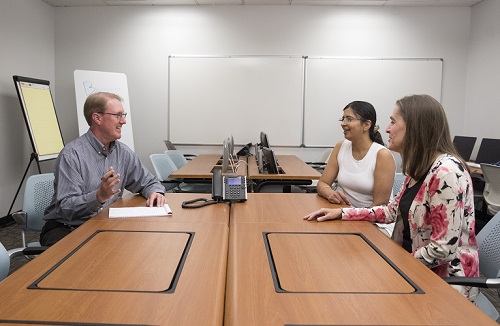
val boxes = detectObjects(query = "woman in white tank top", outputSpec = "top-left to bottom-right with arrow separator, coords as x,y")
317,101 -> 396,208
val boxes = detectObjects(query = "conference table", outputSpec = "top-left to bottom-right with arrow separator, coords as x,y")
168,154 -> 321,193
247,155 -> 321,192
0,193 -> 229,325
0,193 -> 495,325
467,162 -> 483,175
168,154 -> 246,180
226,193 -> 497,326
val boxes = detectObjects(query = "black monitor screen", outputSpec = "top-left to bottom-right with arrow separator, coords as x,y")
260,131 -> 270,149
475,138 -> 500,164
453,136 -> 477,161
261,147 -> 279,174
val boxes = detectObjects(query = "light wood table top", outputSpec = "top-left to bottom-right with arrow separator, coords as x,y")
469,166 -> 483,175
93,192 -> 231,225
248,155 -> 321,180
0,194 -> 229,325
466,161 -> 483,175
1,193 -> 493,325
169,154 -> 246,179
230,193 -> 345,224
225,194 -> 496,326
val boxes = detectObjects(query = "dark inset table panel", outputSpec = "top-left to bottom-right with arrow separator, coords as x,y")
33,230 -> 192,293
265,232 -> 419,294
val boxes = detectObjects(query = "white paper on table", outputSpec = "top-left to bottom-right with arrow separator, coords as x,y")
108,204 -> 172,218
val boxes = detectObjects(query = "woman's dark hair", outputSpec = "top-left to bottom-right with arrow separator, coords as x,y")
343,101 -> 384,146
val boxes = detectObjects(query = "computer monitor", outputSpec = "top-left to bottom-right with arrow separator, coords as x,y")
260,131 -> 270,149
256,147 -> 264,173
221,137 -> 236,173
261,147 -> 279,174
475,138 -> 500,164
222,138 -> 230,173
229,134 -> 235,157
453,136 -> 477,161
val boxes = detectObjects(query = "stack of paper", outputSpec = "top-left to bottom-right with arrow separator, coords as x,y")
109,204 -> 173,218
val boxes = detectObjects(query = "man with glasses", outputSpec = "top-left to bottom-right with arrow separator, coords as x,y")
40,92 -> 166,246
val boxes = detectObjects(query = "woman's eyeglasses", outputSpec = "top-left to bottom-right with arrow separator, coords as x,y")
339,116 -> 364,123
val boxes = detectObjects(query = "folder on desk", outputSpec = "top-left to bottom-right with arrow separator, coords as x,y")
109,204 -> 173,218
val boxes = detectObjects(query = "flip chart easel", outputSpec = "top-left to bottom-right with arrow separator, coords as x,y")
6,75 -> 65,218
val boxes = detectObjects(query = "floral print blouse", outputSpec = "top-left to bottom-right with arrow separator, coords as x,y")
341,154 -> 479,301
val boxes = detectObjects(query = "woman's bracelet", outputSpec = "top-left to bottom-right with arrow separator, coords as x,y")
318,185 -> 331,196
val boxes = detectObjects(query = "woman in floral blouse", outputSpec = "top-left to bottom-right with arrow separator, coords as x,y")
304,94 -> 479,301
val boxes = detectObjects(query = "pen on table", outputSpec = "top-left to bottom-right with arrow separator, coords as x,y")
101,174 -> 114,180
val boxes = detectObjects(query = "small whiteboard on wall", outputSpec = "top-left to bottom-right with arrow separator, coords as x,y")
304,58 -> 443,147
74,70 -> 134,151
168,56 -> 304,146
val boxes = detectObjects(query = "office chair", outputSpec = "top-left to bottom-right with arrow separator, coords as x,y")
475,138 -> 500,164
165,150 -> 213,193
149,154 -> 183,192
481,163 -> 500,216
393,173 -> 406,196
443,211 -> 500,320
11,173 -> 55,251
0,242 -> 9,281
1,241 -> 47,281
453,136 -> 477,162
296,148 -> 334,193
374,173 -> 405,238
305,148 -> 333,173
165,150 -> 189,169
150,154 -> 211,193
163,140 -> 196,160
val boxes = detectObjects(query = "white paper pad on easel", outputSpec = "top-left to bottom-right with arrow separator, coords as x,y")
109,204 -> 172,218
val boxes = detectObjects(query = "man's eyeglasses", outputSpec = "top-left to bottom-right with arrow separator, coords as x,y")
99,112 -> 128,120
339,116 -> 364,123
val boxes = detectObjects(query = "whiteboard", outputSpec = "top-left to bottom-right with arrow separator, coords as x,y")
74,70 -> 135,151
168,56 -> 304,146
168,56 -> 442,148
304,58 -> 443,147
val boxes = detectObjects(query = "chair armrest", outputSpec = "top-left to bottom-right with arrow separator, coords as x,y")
443,276 -> 500,288
305,161 -> 326,165
11,211 -> 27,228
8,246 -> 48,259
161,179 -> 182,184
22,246 -> 48,256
